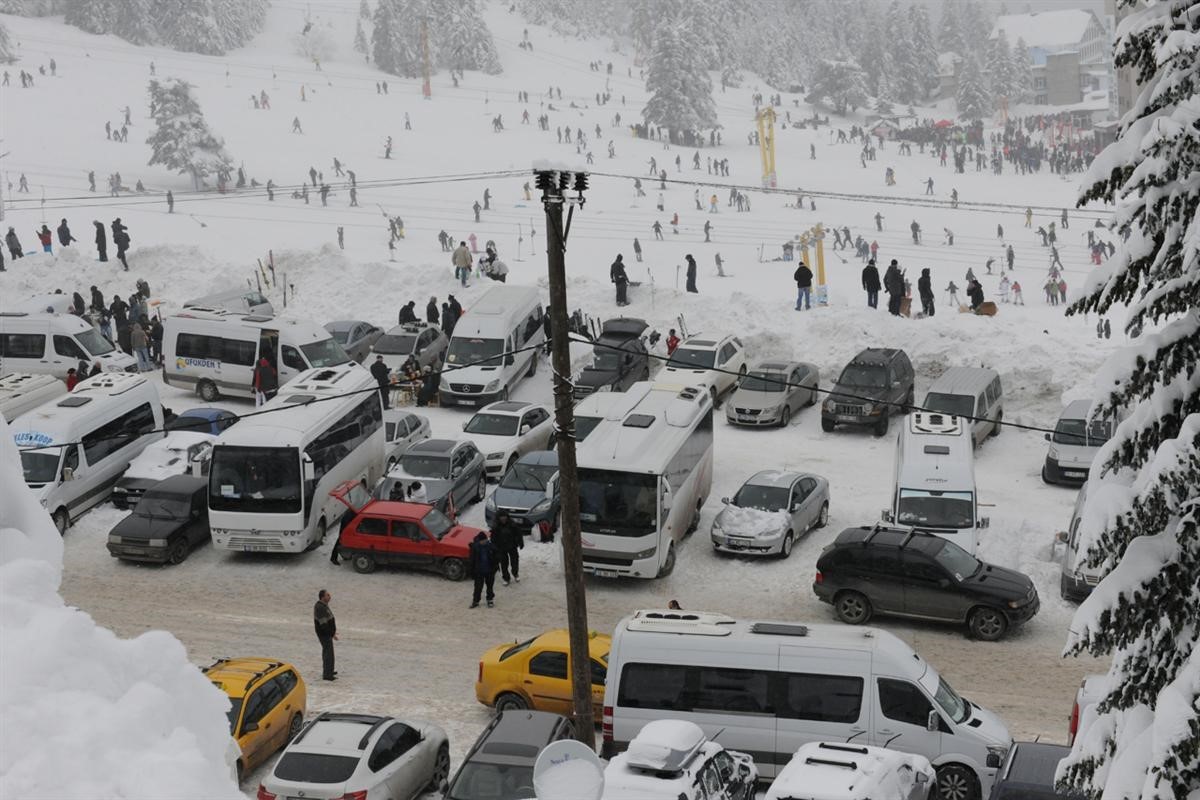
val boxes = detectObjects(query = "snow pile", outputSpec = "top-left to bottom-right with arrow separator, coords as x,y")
0,419 -> 241,800
717,504 -> 790,538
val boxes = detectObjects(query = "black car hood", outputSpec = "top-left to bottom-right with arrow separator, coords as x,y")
828,384 -> 888,404
961,562 -> 1034,599
577,366 -> 620,389
112,513 -> 189,541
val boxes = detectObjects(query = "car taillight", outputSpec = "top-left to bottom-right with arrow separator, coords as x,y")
1068,699 -> 1081,745
602,705 -> 613,743
256,786 -> 277,800
339,792 -> 368,800
814,570 -> 823,584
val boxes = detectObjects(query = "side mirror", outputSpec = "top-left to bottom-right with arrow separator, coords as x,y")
979,516 -> 990,529
881,510 -> 894,523
452,467 -> 463,478
242,722 -> 258,733
926,710 -> 939,732
937,578 -> 951,589
505,354 -> 515,366
520,425 -> 530,436
916,772 -> 930,785
1044,433 -> 1051,442
1055,530 -> 1069,543
62,467 -> 75,482
720,497 -> 730,505
302,457 -> 315,481
661,489 -> 673,512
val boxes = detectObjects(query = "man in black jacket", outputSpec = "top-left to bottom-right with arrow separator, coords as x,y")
426,296 -> 439,325
491,510 -> 524,585
884,260 -> 905,316
370,355 -> 392,409
967,279 -> 985,311
93,221 -> 108,262
398,301 -> 417,324
685,254 -> 698,293
793,261 -> 813,311
610,254 -> 629,306
57,219 -> 76,248
861,259 -> 881,309
469,531 -> 499,608
918,268 -> 935,317
313,589 -> 338,680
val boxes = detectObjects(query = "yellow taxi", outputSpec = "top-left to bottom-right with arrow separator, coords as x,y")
475,628 -> 611,717
203,657 -> 307,782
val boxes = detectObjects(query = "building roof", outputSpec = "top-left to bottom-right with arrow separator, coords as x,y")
990,10 -> 1098,49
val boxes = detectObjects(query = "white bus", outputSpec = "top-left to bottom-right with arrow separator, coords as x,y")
575,381 -> 714,579
207,364 -> 384,553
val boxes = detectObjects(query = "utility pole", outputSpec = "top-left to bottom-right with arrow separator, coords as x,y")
534,167 -> 594,748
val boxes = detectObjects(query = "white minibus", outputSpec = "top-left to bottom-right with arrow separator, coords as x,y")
923,367 -> 1004,447
0,311 -> 136,378
0,373 -> 67,422
439,285 -> 544,407
12,372 -> 164,534
183,289 -> 274,316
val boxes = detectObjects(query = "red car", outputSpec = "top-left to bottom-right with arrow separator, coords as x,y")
330,481 -> 477,580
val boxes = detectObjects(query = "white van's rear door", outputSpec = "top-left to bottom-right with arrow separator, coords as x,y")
776,646 -> 872,775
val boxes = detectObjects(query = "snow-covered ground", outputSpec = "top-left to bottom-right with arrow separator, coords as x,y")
1,3 -> 1115,796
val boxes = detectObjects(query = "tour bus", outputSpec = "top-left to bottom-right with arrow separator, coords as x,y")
0,312 -> 137,379
438,285 -> 544,407
207,363 -> 384,553
162,308 -> 350,402
601,609 -> 1013,794
12,372 -> 164,534
883,411 -> 988,555
575,380 -> 714,579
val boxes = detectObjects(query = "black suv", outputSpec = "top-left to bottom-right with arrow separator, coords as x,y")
574,318 -> 651,399
989,741 -> 1086,799
107,475 -> 210,565
821,348 -> 914,436
813,525 -> 1039,640
444,710 -> 574,800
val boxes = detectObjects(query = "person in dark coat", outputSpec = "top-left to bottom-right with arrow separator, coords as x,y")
71,292 -> 86,316
491,510 -> 524,585
369,355 -> 391,409
56,219 -> 76,248
398,300 -> 417,324
253,357 -> 278,406
918,268 -> 935,317
417,366 -> 437,407
93,221 -> 108,262
861,259 -> 881,308
967,279 -> 985,311
610,254 -> 629,306
884,260 -> 905,316
109,296 -> 130,352
685,254 -> 698,293
149,318 -> 164,365
793,261 -> 814,311
313,589 -> 338,680
425,296 -> 439,325
111,218 -> 130,270
89,285 -> 105,312
5,227 -> 23,259
468,530 -> 499,608
448,294 -> 463,324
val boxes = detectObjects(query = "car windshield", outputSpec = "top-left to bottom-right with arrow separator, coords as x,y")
897,489 -> 975,529
401,453 -> 450,479
224,697 -> 243,734
209,446 -> 302,513
592,349 -> 624,371
1053,417 -> 1112,447
932,674 -> 970,724
838,364 -> 888,388
447,337 -> 504,367
166,415 -> 212,433
273,752 -> 361,784
739,371 -> 786,393
574,416 -> 603,441
423,508 -> 454,539
19,448 -> 61,484
732,484 -> 790,511
667,347 -> 715,370
500,462 -> 557,492
327,328 -> 352,345
137,492 -> 192,520
933,539 -> 981,580
375,334 -> 417,355
301,338 -> 351,367
448,762 -> 535,800
465,413 -> 520,437
924,392 -> 974,418
578,469 -> 657,536
77,328 -> 116,356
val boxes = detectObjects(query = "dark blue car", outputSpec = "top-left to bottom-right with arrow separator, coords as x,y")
165,407 -> 239,436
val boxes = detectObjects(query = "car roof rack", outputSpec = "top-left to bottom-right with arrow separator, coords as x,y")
805,756 -> 859,770
816,742 -> 870,755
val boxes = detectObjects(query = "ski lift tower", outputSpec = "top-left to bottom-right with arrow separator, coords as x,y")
796,224 -> 829,306
756,106 -> 777,189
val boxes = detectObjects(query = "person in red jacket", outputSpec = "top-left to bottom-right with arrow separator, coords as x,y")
666,329 -> 681,355
253,357 -> 277,407
65,368 -> 79,390
36,224 -> 53,254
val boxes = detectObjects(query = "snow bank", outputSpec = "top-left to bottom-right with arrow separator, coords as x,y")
718,504 -> 790,538
0,418 -> 241,800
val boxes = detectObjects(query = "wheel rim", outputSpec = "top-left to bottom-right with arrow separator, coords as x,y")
781,407 -> 790,426
169,541 -> 187,564
782,533 -> 793,556
938,769 -> 972,800
973,610 -> 1005,639
288,714 -> 302,740
444,559 -> 465,580
354,555 -> 373,572
819,503 -> 829,526
433,748 -> 450,786
838,594 -> 867,623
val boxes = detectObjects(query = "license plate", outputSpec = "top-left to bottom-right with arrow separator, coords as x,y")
512,517 -> 527,525
242,544 -> 269,552
738,415 -> 755,422
594,569 -> 619,578
1065,470 -> 1086,478
838,415 -> 862,423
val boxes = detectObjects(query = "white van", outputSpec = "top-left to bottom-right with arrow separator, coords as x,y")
765,742 -> 935,800
1042,399 -> 1116,485
183,289 -> 274,317
12,372 -> 165,534
1056,484 -> 1102,601
602,609 -> 1013,796
884,412 -> 988,554
439,285 -> 544,407
0,373 -> 67,422
162,309 -> 350,401
0,312 -> 137,379
923,367 -> 1003,446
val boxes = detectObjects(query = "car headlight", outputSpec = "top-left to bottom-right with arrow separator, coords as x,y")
597,384 -> 612,392
986,745 -> 1009,768
108,535 -> 122,544
439,377 -> 450,389
822,399 -> 834,412
711,522 -> 723,536
632,547 -> 657,560
1048,446 -> 1059,460
485,494 -> 496,510
531,498 -> 551,512
484,380 -> 500,392
487,451 -> 505,460
148,538 -> 167,548
865,403 -> 882,415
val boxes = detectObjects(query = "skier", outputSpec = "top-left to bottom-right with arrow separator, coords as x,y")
946,281 -> 961,307
925,177 -> 934,195
652,221 -> 663,241
611,254 -> 629,306
111,218 -> 130,270
632,237 -> 642,262
319,184 -> 330,206
483,188 -> 491,210
1006,245 -> 1015,271
861,259 -> 881,309
1011,280 -> 1024,305
685,254 -> 698,294
292,116 -> 303,133
999,275 -> 1011,303
910,220 -> 921,245
56,219 -> 75,248
793,261 -> 813,311
166,190 -> 174,213
997,224 -> 1004,239
473,201 -> 481,223
703,220 -> 712,243
337,226 -> 344,250
1025,208 -> 1033,227
943,228 -> 954,246
88,171 -> 96,192
93,221 -> 108,262
715,252 -> 725,277
917,268 -> 935,317
874,212 -> 883,232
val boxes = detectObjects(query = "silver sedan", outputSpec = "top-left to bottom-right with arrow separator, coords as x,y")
711,470 -> 830,558
726,360 -> 820,427
325,320 -> 384,364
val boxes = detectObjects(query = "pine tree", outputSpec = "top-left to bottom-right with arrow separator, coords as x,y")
986,28 -> 1016,107
642,20 -> 718,137
0,19 -> 14,63
908,4 -> 940,99
1057,1 -> 1200,796
145,78 -> 233,191
955,54 -> 990,120
1011,37 -> 1034,103
354,17 -> 369,56
885,0 -> 919,105
434,0 -> 501,75
937,0 -> 965,56
359,0 -> 370,19
960,0 -> 992,56
806,57 -> 868,116
64,0 -> 123,34
859,1 -> 893,99
372,0 -> 422,78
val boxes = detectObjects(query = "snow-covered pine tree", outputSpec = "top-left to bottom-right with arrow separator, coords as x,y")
372,0 -> 422,78
354,17 -> 369,57
960,0 -> 992,56
0,19 -> 14,63
1056,0 -> 1200,796
1011,37 -> 1034,103
150,0 -> 265,54
885,0 -> 920,105
937,0 -> 966,57
908,4 -> 941,99
642,20 -> 717,138
986,28 -> 1016,107
145,78 -> 233,191
954,54 -> 990,120
859,0 -> 893,100
359,0 -> 370,19
806,57 -> 868,116
64,0 -> 123,34
434,0 -> 501,75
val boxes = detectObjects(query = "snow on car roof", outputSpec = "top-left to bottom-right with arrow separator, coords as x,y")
624,720 -> 706,772
766,741 -> 932,800
746,469 -> 803,487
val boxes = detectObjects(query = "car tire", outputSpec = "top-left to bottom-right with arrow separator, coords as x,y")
779,531 -> 794,559
821,417 -> 836,433
167,539 -> 189,565
657,543 -> 676,577
935,764 -> 980,800
475,473 -> 487,502
834,591 -> 872,625
527,355 -> 538,377
287,713 -> 303,742
990,411 -> 1003,437
305,518 -> 328,552
428,743 -> 451,793
352,553 -> 376,574
1041,464 -> 1055,485
808,383 -> 819,407
874,414 -> 889,437
816,501 -> 829,529
779,406 -> 791,428
442,558 -> 467,581
52,507 -> 69,536
235,760 -> 244,785
495,692 -> 529,713
968,607 -> 1009,641
197,379 -> 219,402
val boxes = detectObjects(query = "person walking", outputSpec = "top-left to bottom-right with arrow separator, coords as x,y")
313,590 -> 338,680
473,201 -> 482,223
5,227 -> 24,260
793,261 -> 813,311
130,322 -> 151,371
611,254 -> 629,306
491,510 -> 524,586
468,530 -> 499,608
253,357 -> 277,406
370,355 -> 391,410
452,241 -> 472,287
910,220 -> 921,245
111,218 -> 130,270
685,254 -> 698,293
166,190 -> 174,213
861,259 -> 881,309
918,268 -> 935,317
632,237 -> 642,262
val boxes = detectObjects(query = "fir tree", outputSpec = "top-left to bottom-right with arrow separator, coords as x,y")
960,0 -> 992,56
354,17 -> 369,57
372,0 -> 422,78
145,78 -> 233,191
0,19 -> 13,63
359,0 -> 370,19
434,0 -> 501,75
859,1 -> 893,99
937,0 -> 966,56
885,0 -> 919,105
642,21 -> 718,137
1011,37 -> 1034,103
955,54 -> 990,120
64,0 -> 124,35
986,28 -> 1017,106
1058,1 -> 1200,796
806,57 -> 868,116
908,4 -> 941,99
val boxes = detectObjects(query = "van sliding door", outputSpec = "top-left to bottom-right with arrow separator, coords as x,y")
258,329 -> 281,379
775,647 -> 870,775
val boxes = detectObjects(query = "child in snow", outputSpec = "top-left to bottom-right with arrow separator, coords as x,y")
999,275 -> 1011,303
946,281 -> 960,307
1011,281 -> 1024,305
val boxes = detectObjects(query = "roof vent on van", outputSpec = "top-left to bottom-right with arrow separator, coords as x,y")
677,387 -> 700,401
283,394 -> 316,405
923,444 -> 951,455
623,413 -> 656,429
628,610 -> 735,636
750,622 -> 809,637
56,396 -> 93,407
909,412 -> 962,435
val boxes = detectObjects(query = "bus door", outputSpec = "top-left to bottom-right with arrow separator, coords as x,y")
257,329 -> 282,382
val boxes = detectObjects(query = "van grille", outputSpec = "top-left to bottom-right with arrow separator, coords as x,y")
583,555 -> 634,567
450,383 -> 483,394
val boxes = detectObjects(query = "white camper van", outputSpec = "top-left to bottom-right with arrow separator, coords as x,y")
183,289 -> 274,317
438,286 -> 544,407
0,373 -> 67,422
602,609 -> 1013,797
0,312 -> 136,378
12,373 -> 164,533
922,367 -> 1004,446
162,309 -> 350,401
884,411 -> 988,555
